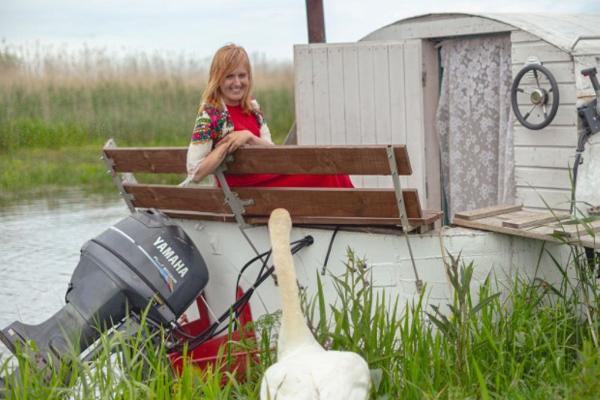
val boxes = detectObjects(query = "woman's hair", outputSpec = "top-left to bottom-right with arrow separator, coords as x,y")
201,44 -> 253,112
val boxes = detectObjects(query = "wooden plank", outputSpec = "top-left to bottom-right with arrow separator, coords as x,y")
373,44 -> 392,188
403,40 -> 425,196
312,46 -> 331,145
365,16 -> 512,41
511,62 -> 574,85
164,210 -> 443,227
293,45 -> 316,144
578,234 -> 600,249
358,44 -> 378,188
514,146 -> 576,169
513,126 -> 577,147
104,145 -> 413,176
341,45 -> 365,188
511,30 -> 540,44
421,40 -> 441,210
103,147 -> 187,173
454,204 -> 523,221
452,215 -> 562,243
511,42 -> 571,64
327,46 -> 345,146
515,187 -> 571,211
515,167 -> 571,190
553,220 -> 600,239
513,105 -> 577,129
515,83 -> 576,105
388,42 -> 408,190
342,45 -> 361,145
124,184 -> 424,220
502,212 -> 570,229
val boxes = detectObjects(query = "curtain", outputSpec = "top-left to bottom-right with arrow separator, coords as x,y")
436,35 -> 515,220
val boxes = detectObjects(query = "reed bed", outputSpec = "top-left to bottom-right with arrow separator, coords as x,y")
1,245 -> 599,399
0,45 -> 295,201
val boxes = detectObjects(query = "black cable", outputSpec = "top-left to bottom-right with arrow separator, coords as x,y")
321,226 -> 340,275
173,235 -> 314,352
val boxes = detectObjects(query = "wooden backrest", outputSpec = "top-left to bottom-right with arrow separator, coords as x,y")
103,145 -> 412,175
103,144 -> 440,227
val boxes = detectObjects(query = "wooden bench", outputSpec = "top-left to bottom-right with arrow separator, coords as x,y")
102,141 -> 442,230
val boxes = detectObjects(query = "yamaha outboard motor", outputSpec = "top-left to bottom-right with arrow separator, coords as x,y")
0,209 -> 208,374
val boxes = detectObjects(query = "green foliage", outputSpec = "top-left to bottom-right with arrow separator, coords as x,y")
0,81 -> 294,200
0,81 -> 294,152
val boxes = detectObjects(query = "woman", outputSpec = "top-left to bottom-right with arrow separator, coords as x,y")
183,44 -> 353,188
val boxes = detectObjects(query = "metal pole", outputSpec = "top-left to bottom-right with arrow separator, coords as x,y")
305,0 -> 326,43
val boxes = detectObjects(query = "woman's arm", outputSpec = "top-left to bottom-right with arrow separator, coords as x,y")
188,143 -> 230,183
219,129 -> 274,153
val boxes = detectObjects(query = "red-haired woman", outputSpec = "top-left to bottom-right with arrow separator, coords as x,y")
183,44 -> 352,188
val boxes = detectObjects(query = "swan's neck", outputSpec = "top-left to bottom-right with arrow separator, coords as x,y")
272,237 -> 321,359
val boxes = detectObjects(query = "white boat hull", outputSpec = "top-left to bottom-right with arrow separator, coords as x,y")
176,220 -> 573,322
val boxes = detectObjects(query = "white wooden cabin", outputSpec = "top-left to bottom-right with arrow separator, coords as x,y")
293,13 -> 600,219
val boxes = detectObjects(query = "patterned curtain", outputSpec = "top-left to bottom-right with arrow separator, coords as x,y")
436,34 -> 515,220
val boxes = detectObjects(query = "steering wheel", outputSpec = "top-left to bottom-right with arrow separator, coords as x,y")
511,64 -> 560,130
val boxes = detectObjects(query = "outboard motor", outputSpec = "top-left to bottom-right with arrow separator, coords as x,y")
0,209 -> 208,375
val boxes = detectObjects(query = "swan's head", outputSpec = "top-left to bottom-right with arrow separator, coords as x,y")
268,208 -> 292,239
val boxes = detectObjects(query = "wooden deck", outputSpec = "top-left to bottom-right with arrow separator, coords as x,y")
453,204 -> 599,249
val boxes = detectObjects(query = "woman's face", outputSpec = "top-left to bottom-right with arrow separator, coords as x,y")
220,64 -> 250,106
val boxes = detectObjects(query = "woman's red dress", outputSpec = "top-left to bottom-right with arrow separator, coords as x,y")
222,105 -> 354,188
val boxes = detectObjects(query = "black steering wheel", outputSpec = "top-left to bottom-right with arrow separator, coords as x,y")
511,64 -> 560,130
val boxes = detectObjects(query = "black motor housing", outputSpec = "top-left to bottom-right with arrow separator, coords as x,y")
0,209 -> 209,371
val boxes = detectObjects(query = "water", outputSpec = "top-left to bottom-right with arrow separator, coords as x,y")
0,192 -> 128,357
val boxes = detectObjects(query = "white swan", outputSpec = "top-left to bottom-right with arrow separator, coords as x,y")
260,208 -> 370,400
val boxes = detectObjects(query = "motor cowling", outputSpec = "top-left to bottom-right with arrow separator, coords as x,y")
0,209 -> 208,372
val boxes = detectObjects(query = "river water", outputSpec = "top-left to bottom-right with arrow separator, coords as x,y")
0,193 -> 129,357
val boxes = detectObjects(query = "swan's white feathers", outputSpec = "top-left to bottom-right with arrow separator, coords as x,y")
260,208 -> 371,400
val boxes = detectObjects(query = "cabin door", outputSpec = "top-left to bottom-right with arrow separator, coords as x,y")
293,40 -> 440,210
436,34 -> 515,219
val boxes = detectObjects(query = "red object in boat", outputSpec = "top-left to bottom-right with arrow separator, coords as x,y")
168,287 -> 259,381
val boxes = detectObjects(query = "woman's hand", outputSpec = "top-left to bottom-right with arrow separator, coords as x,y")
216,130 -> 254,153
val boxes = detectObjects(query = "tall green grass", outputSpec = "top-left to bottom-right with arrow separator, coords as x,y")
0,46 -> 295,200
2,245 -> 599,399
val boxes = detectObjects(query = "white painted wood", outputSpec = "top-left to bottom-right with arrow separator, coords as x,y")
403,40 -> 425,192
509,34 -> 576,209
421,40 -> 442,210
388,42 -> 409,189
363,13 -> 600,55
514,146 -> 576,169
516,187 -> 571,210
357,44 -> 378,187
515,167 -> 571,189
513,104 -> 578,128
293,40 -> 428,196
327,46 -> 345,147
341,46 -> 361,145
363,16 -> 513,42
294,45 -> 316,145
341,46 -> 364,187
515,82 -> 576,105
511,30 -> 540,43
513,126 -> 577,147
373,45 -> 392,187
512,42 -> 572,63
312,47 -> 331,145
511,62 -> 574,85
